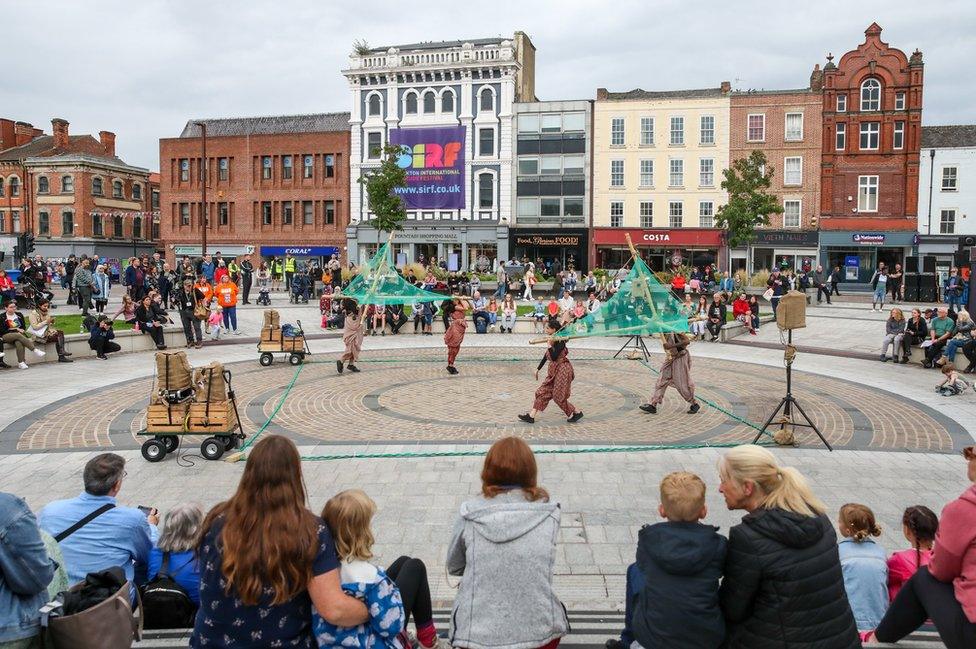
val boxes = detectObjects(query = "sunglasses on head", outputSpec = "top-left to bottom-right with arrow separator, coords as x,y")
964,446 -> 975,461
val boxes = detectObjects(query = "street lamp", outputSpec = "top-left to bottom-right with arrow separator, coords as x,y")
194,121 -> 208,256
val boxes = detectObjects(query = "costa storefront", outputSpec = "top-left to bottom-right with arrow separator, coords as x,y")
512,230 -> 589,273
592,228 -> 726,272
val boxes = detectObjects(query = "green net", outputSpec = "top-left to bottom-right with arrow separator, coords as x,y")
552,257 -> 689,339
343,241 -> 446,306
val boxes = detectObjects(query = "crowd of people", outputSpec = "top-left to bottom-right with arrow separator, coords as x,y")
880,306 -> 976,394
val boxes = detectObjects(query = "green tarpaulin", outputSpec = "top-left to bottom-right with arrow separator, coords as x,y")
343,241 -> 445,306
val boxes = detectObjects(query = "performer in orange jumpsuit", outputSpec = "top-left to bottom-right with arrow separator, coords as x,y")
519,318 -> 583,424
443,297 -> 469,374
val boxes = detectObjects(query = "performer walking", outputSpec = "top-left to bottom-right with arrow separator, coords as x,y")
640,332 -> 700,414
519,318 -> 584,424
337,298 -> 366,374
443,297 -> 469,374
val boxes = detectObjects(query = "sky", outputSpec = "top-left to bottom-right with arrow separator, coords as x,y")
3,0 -> 974,170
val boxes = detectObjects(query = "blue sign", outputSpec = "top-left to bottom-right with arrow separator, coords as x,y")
260,246 -> 339,257
844,255 -> 860,267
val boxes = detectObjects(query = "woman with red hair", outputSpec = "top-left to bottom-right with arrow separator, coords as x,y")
443,297 -> 469,375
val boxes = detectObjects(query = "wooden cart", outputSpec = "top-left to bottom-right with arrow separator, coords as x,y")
258,319 -> 310,366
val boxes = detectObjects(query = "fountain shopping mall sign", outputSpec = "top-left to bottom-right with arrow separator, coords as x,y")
390,126 -> 465,210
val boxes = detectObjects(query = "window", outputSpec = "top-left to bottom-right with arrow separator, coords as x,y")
699,158 -> 714,187
262,202 -> 272,225
837,94 -> 847,112
112,180 -> 124,198
610,118 -> 625,146
151,190 -> 159,209
38,211 -> 49,235
151,218 -> 160,240
219,157 -> 229,180
640,117 -> 654,146
180,159 -> 189,181
282,156 -> 293,179
0,177 -> 3,195
747,114 -> 765,141
62,211 -> 74,236
940,209 -> 956,234
180,203 -> 190,225
541,114 -> 561,133
540,198 -> 560,217
858,175 -> 878,212
610,160 -> 624,187
478,172 -> 494,208
836,123 -> 846,151
283,201 -> 293,224
132,184 -> 142,200
478,128 -> 495,156
668,201 -> 683,228
423,91 -> 436,113
218,202 -> 229,225
441,91 -> 454,113
9,177 -> 18,196
517,197 -> 538,217
669,159 -> 683,187
518,114 -> 540,133
302,201 -> 313,225
518,157 -> 539,175
564,197 -> 584,216
91,213 -> 102,237
942,167 -> 958,191
324,200 -> 335,224
480,88 -> 494,112
610,201 -> 623,228
132,217 -> 142,239
563,154 -> 584,175
861,79 -> 881,111
639,159 -> 654,187
784,157 -> 802,185
563,112 -> 585,131
367,133 -> 382,160
38,177 -> 49,193
323,154 -> 334,178
639,201 -> 654,228
859,122 -> 880,150
783,200 -> 801,228
893,122 -> 905,150
61,176 -> 73,193
700,115 -> 715,144
113,215 -> 123,237
670,117 -> 684,145
261,156 -> 272,179
421,211 -> 434,221
785,113 -> 803,141
368,94 -> 381,116
303,155 -> 313,178
405,93 -> 418,114
92,177 -> 103,195
540,156 -> 561,174
11,211 -> 19,233
699,201 -> 714,228
895,92 -> 906,110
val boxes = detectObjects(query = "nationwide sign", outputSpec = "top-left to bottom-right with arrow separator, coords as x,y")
390,126 -> 466,210
852,233 -> 886,245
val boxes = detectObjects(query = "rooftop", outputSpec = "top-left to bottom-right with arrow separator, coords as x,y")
178,113 -> 351,138
730,88 -> 818,96
598,86 -> 729,101
921,125 -> 976,149
0,134 -> 124,165
368,37 -> 506,53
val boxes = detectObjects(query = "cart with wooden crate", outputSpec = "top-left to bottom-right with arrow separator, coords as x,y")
258,309 -> 310,366
139,352 -> 245,462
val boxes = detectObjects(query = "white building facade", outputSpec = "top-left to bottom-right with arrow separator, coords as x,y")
917,125 -> 976,272
343,34 -> 536,270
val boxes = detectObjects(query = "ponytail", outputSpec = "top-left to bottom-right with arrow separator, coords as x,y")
719,446 -> 826,518
840,503 -> 882,542
766,467 -> 826,517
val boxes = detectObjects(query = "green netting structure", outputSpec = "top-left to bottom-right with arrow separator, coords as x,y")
553,256 -> 689,339
343,240 -> 445,306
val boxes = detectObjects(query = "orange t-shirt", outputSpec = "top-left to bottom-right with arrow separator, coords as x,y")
216,283 -> 238,308
195,282 -> 213,302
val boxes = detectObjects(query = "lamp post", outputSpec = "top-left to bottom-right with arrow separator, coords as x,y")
194,121 -> 208,256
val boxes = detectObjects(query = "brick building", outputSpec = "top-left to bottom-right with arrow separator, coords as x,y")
729,71 -> 824,273
818,23 -> 924,283
158,114 -> 350,268
0,117 -> 157,267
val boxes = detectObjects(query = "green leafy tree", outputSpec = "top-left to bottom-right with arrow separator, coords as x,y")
358,143 -> 407,234
716,150 -> 784,248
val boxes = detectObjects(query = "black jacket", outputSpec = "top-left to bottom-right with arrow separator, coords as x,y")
707,302 -> 726,322
720,508 -> 859,649
0,311 -> 27,336
905,316 -> 928,339
633,521 -> 727,649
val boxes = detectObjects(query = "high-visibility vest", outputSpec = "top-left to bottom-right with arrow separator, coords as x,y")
284,257 -> 296,273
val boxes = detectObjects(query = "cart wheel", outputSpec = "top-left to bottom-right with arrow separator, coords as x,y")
259,353 -> 274,367
219,435 -> 236,451
201,437 -> 225,460
157,435 -> 179,454
289,353 -> 302,366
141,439 -> 166,463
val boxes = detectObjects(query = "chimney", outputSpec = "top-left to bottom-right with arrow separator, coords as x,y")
51,118 -> 69,149
14,121 -> 36,146
809,63 -> 824,91
720,80 -> 731,94
100,131 -> 116,157
596,87 -> 608,100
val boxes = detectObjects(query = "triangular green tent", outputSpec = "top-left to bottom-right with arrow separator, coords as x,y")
343,240 -> 445,305
552,257 -> 689,339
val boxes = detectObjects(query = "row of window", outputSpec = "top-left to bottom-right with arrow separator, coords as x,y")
176,155 -> 337,183
745,113 -> 805,142
836,79 -> 907,113
0,210 -> 20,233
610,115 -> 718,147
517,112 -> 586,135
517,154 -> 585,176
365,129 -> 497,160
833,121 -> 906,151
32,211 -> 154,239
517,196 -> 586,219
176,200 -> 338,227
366,85 -> 499,118
0,175 -> 147,200
608,156 -> 805,189
604,199 -> 804,229
0,176 -> 19,196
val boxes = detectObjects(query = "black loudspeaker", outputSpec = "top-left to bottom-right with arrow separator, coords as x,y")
923,256 -> 937,273
903,273 -> 920,290
919,286 -> 938,303
905,256 -> 919,273
904,285 -> 920,302
917,273 -> 937,289
954,251 -> 969,269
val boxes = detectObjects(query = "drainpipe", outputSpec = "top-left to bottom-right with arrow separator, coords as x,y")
926,148 -> 935,235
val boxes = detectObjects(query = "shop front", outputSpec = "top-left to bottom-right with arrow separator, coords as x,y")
592,228 -> 726,272
260,245 -> 341,270
749,230 -> 819,273
818,231 -> 917,284
347,223 -> 508,273
511,229 -> 589,273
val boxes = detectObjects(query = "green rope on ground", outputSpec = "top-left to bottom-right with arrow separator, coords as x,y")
236,362 -> 306,453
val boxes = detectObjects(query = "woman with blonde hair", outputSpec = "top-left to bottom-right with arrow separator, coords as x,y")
881,307 -> 907,362
717,445 -> 860,649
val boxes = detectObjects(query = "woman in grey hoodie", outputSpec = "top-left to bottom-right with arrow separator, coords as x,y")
447,437 -> 568,649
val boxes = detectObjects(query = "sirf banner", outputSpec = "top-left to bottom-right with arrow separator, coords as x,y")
390,126 -> 465,209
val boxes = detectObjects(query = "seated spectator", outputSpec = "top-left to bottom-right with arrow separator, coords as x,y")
888,506 -> 939,601
881,307 -> 907,363
89,316 -> 120,360
532,299 -> 546,334
902,308 -> 928,364
606,472 -> 726,649
0,269 -> 15,306
837,503 -> 887,634
370,300 -> 386,336
386,303 -> 407,335
671,273 -> 686,300
964,331 -> 976,374
486,296 -> 499,332
941,310 -> 974,366
688,295 -> 708,340
870,446 -> 976,647
447,437 -> 568,649
706,293 -> 726,342
558,289 -> 574,315
747,295 -> 761,332
39,453 -> 158,592
136,295 -> 168,350
0,492 -> 56,648
111,294 -> 138,325
470,291 -> 489,333
501,294 -> 517,333
923,307 -> 955,368
546,297 -> 559,319
718,445 -> 860,648
28,298 -> 73,363
1,301 -> 46,369
936,362 -> 971,396
191,435 -> 367,646
732,293 -> 755,335
147,503 -> 204,605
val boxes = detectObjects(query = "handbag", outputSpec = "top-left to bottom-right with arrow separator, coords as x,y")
762,287 -> 774,301
45,575 -> 142,649
193,300 -> 209,321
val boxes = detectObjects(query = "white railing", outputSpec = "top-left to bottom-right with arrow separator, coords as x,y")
356,45 -> 509,69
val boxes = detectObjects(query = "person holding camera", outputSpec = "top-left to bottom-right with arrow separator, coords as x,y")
136,295 -> 168,350
89,316 -> 120,360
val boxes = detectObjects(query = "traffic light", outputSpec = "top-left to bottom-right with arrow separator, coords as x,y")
24,233 -> 35,254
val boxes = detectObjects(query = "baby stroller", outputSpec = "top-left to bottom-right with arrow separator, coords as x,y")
256,287 -> 272,306
290,273 -> 310,304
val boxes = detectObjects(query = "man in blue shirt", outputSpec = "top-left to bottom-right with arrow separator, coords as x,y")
39,453 -> 158,589
471,291 -> 489,333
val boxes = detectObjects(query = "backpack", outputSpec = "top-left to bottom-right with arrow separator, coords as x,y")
140,553 -> 196,629
81,314 -> 98,333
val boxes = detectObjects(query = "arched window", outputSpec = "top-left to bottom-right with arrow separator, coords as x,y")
113,180 -> 124,198
38,176 -> 49,193
61,175 -> 73,193
133,217 -> 142,239
92,177 -> 103,195
368,94 -> 381,116
423,91 -> 436,113
478,172 -> 494,209
441,91 -> 454,113
405,92 -> 418,114
479,88 -> 493,112
132,184 -> 142,200
860,78 -> 881,111
62,210 -> 74,236
9,176 -> 19,197
113,215 -> 124,238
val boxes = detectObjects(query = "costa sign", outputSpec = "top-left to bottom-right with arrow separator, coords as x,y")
592,228 -> 723,247
642,233 -> 671,242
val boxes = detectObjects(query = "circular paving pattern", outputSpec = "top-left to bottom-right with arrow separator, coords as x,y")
2,347 -> 970,453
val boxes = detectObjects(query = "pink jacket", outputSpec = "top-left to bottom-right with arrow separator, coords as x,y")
887,548 -> 932,601
930,484 -> 976,622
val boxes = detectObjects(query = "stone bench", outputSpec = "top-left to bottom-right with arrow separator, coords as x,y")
906,341 -> 969,366
719,315 -> 776,342
1,325 -> 185,365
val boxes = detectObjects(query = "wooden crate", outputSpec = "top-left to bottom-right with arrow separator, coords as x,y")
261,326 -> 282,342
257,336 -> 304,353
146,401 -> 238,434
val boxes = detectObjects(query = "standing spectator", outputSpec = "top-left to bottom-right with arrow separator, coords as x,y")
888,263 -> 904,303
176,278 -> 205,349
29,299 -> 72,362
671,272 -> 687,300
837,503 -> 888,633
215,274 -> 240,336
719,271 -> 735,299
881,307 -> 907,362
902,308 -> 928,363
1,301 -> 45,369
147,503 -> 204,606
158,262 -> 174,308
706,293 -> 726,342
888,506 -> 939,602
447,437 -> 568,649
870,265 -> 889,312
73,257 -> 96,317
522,264 -> 536,301
198,254 -> 215,284
585,270 -> 597,296
63,254 -> 77,301
92,264 -> 111,314
0,492 -> 56,648
240,255 -> 254,304
923,307 -> 955,368
830,265 -> 843,297
125,257 -> 147,302
946,267 -> 964,313
89,316 -> 120,359
284,252 -> 297,291
717,445 -> 860,648
213,261 -> 229,286
963,330 -> 976,374
190,435 -> 367,647
494,262 -> 506,299
766,269 -> 785,320
227,257 -> 240,284
813,264 -> 832,305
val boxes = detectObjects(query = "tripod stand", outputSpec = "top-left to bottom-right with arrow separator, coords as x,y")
752,328 -> 833,451
613,335 -> 652,362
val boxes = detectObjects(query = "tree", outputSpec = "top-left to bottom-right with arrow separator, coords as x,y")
358,143 -> 407,234
715,150 -> 784,248
352,39 -> 371,56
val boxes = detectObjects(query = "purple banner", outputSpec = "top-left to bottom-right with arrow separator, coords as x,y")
390,126 -> 465,209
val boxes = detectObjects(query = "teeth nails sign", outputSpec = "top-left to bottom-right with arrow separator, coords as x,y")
390,126 -> 466,209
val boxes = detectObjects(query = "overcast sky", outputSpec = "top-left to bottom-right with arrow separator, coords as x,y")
3,0 -> 973,170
